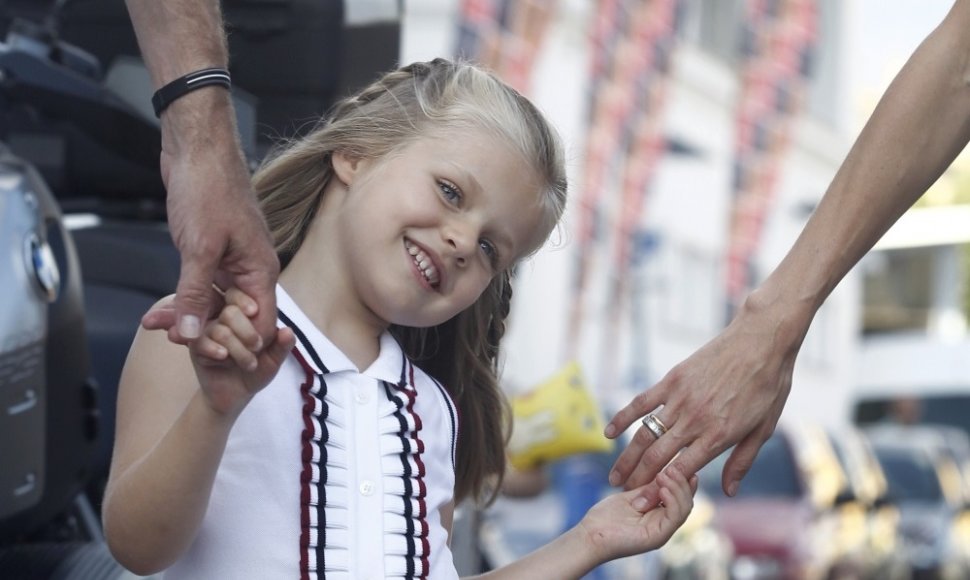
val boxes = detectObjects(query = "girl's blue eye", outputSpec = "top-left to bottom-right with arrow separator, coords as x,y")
479,239 -> 499,265
439,180 -> 461,203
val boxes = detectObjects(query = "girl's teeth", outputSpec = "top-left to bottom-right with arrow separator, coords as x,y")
406,240 -> 438,286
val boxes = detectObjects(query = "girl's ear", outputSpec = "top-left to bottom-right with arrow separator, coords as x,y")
332,150 -> 362,186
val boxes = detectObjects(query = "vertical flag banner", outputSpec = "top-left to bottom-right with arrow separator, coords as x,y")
567,0 -> 682,389
455,0 -> 559,93
725,0 -> 818,320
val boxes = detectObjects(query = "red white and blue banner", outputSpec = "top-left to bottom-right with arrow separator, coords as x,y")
725,0 -> 818,320
455,0 -> 559,93
568,0 -> 683,368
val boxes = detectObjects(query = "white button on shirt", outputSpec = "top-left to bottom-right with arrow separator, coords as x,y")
359,480 -> 375,496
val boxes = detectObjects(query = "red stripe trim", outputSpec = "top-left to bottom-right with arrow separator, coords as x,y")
403,361 -> 431,579
293,348 -> 316,580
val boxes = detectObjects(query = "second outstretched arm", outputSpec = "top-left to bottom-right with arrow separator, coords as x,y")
607,0 -> 970,495
465,469 -> 696,579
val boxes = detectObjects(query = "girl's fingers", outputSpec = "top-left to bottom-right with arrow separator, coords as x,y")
224,286 -> 259,318
658,486 -> 678,515
192,334 -> 229,361
661,484 -> 691,525
218,302 -> 263,353
668,469 -> 696,515
207,321 -> 258,372
261,328 -> 297,369
657,468 -> 694,523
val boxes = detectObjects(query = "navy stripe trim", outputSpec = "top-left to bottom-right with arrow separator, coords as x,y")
279,308 -> 330,373
429,377 -> 458,471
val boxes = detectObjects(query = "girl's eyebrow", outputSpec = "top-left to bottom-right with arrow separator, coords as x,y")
444,161 -> 483,195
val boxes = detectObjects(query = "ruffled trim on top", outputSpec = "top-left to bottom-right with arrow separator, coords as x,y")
379,359 -> 431,579
293,343 -> 431,580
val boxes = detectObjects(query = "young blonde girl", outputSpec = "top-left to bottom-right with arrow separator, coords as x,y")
103,58 -> 696,579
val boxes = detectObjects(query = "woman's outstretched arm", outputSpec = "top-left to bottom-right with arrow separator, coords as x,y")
607,0 -> 970,498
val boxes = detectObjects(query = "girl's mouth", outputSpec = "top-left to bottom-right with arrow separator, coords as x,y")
405,239 -> 440,288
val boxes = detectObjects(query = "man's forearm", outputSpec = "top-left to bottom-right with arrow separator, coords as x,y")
124,0 -> 228,88
754,0 -> 970,325
125,1 -> 240,160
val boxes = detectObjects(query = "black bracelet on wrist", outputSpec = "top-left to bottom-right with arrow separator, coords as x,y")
151,67 -> 232,118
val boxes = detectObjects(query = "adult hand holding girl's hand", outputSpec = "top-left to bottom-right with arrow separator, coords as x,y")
189,287 -> 295,417
140,90 -> 280,349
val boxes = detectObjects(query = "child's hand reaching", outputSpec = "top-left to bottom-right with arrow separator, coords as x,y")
189,287 -> 296,416
578,466 -> 698,563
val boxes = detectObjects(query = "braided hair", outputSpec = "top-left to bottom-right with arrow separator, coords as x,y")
251,58 -> 567,504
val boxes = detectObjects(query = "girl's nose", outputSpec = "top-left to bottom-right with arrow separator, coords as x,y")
445,223 -> 475,267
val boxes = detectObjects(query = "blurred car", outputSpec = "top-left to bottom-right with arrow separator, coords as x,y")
865,426 -> 970,579
828,427 -> 909,579
699,422 -> 850,580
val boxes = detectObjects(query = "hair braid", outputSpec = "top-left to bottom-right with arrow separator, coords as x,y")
486,271 -> 514,361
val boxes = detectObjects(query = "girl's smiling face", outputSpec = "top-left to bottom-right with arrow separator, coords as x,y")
327,127 -> 550,329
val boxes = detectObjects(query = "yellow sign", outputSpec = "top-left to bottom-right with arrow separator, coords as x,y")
509,362 -> 614,470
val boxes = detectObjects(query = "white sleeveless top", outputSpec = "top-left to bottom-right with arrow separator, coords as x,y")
163,286 -> 461,580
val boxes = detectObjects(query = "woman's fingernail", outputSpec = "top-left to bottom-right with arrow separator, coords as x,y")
255,336 -> 264,351
609,471 -> 620,486
604,424 -> 616,438
727,481 -> 739,496
632,497 -> 649,511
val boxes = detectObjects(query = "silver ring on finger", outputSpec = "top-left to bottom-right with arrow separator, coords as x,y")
641,413 -> 669,440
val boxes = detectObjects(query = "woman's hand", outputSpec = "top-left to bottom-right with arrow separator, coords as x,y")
603,288 -> 808,499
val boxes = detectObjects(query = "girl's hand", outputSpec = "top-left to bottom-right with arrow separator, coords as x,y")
189,287 -> 295,416
578,467 -> 698,563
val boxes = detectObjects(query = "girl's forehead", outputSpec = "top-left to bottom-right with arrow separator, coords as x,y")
410,127 -> 531,175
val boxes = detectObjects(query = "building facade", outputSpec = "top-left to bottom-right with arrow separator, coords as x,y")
402,0 -> 859,432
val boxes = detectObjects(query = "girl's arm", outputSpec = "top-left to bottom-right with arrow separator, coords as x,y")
462,469 -> 696,579
102,294 -> 293,574
102,313 -> 239,575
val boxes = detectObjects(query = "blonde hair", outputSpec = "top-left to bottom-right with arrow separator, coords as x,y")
252,58 -> 567,504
